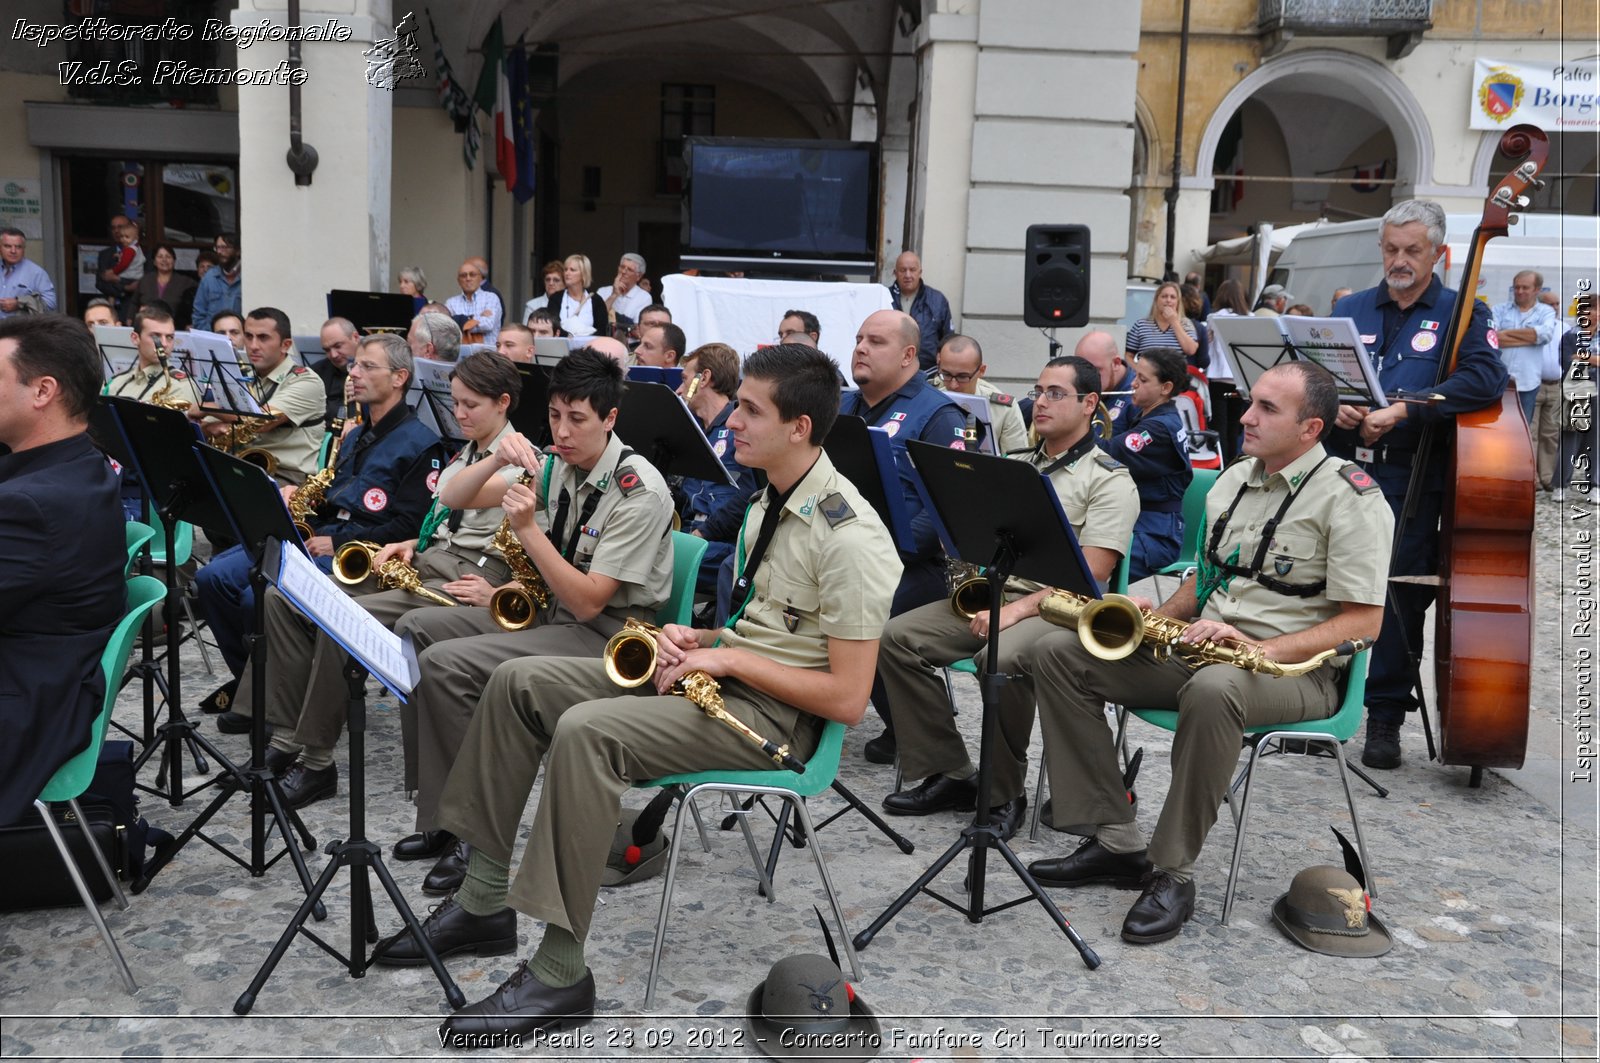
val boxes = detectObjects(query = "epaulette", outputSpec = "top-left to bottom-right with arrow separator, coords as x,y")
291,365 -> 309,375
992,392 -> 1014,406
818,491 -> 856,529
1338,463 -> 1380,494
171,370 -> 187,379
1095,454 -> 1125,471
615,466 -> 644,496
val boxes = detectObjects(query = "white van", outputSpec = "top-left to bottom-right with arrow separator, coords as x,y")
1269,213 -> 1599,315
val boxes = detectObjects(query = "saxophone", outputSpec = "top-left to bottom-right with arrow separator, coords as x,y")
287,414 -> 344,539
148,338 -> 192,411
1036,590 -> 1364,677
333,540 -> 459,607
487,471 -> 554,630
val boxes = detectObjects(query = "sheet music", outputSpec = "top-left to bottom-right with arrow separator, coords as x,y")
277,544 -> 418,698
94,324 -> 140,380
1278,316 -> 1388,408
1208,316 -> 1295,400
941,391 -> 996,455
181,330 -> 267,415
411,356 -> 465,441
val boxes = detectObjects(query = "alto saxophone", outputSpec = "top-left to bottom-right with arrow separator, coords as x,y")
1036,590 -> 1364,677
331,540 -> 458,608
148,339 -> 192,411
287,414 -> 344,539
487,471 -> 554,631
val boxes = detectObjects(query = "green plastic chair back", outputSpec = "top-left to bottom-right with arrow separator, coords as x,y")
640,717 -> 845,799
39,575 -> 165,803
1156,467 -> 1221,577
317,430 -> 334,467
124,521 -> 156,578
655,531 -> 707,628
142,501 -> 193,567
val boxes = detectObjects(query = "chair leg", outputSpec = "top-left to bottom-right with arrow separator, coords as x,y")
1343,755 -> 1391,800
730,795 -> 775,903
180,593 -> 216,676
35,800 -> 136,994
645,791 -> 697,1009
1332,744 -> 1377,901
687,796 -> 711,853
789,796 -> 863,983
1221,738 -> 1270,927
68,797 -> 127,911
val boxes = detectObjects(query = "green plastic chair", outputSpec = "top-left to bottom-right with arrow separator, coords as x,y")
34,573 -> 165,994
1123,648 -> 1374,925
124,521 -> 156,578
1151,467 -> 1221,595
635,718 -> 860,1008
656,531 -> 707,628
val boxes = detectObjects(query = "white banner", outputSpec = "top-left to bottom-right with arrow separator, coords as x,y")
1472,58 -> 1600,130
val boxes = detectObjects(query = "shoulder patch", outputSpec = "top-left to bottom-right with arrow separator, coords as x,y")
992,392 -> 1014,406
291,365 -> 309,375
818,492 -> 857,529
615,466 -> 644,497
1095,454 -> 1125,471
1339,463 -> 1380,494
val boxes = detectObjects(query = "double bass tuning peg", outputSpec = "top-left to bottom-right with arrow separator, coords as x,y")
1515,195 -> 1531,209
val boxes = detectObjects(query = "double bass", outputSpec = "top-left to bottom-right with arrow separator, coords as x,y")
1427,124 -> 1547,784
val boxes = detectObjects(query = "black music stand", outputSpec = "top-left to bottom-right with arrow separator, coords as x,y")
823,414 -> 916,554
327,288 -> 416,333
616,380 -> 733,485
99,397 -> 235,804
510,362 -> 553,445
408,356 -> 466,447
130,446 -> 324,911
853,442 -> 1102,970
235,541 -> 463,1014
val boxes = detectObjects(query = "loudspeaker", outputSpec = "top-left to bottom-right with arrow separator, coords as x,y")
1023,224 -> 1090,327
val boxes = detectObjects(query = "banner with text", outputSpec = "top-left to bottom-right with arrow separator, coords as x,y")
1472,58 -> 1600,130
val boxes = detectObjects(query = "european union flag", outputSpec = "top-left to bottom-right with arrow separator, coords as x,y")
508,37 -> 536,204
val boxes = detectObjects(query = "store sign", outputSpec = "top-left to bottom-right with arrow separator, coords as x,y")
0,179 -> 42,239
1472,58 -> 1600,131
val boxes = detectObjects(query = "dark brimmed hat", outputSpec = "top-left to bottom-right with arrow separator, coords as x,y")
601,804 -> 669,887
1272,826 -> 1392,958
746,954 -> 881,1062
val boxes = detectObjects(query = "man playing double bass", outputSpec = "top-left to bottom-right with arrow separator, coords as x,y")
1328,199 -> 1508,770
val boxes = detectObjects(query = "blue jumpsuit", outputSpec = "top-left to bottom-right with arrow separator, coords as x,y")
676,399 -> 763,595
1098,399 -> 1192,582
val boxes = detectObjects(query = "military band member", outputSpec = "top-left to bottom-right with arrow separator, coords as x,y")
104,305 -> 203,409
393,348 -> 675,895
373,344 -> 901,1047
193,307 -> 325,486
934,333 -> 1028,454
675,342 -> 762,595
880,356 -> 1138,838
195,333 -> 445,704
227,352 -> 524,808
1023,362 -> 1392,945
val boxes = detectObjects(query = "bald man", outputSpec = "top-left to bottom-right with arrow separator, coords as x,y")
888,251 -> 954,370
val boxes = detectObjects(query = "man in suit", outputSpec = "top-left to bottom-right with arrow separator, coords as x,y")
0,315 -> 125,824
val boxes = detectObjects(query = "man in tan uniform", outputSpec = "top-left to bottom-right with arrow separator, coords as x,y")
393,348 -> 675,893
880,355 -> 1138,838
1023,361 -> 1392,945
104,305 -> 203,409
934,333 -> 1028,454
193,307 -> 325,485
371,344 -> 902,1047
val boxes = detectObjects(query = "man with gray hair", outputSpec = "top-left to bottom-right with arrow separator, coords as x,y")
1326,198 -> 1508,770
315,316 -> 360,424
597,252 -> 650,323
1491,269 -> 1556,425
410,310 -> 462,363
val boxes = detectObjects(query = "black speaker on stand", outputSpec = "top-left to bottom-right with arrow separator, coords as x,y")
1023,224 -> 1090,328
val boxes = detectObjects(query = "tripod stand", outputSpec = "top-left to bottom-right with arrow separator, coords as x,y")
853,443 -> 1101,970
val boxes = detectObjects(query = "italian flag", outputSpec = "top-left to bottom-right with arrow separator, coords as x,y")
474,17 -> 515,191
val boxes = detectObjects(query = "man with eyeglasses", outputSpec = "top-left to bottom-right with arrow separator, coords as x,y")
878,355 -> 1138,838
597,253 -> 650,325
934,334 -> 1028,454
191,232 -> 242,332
448,260 -> 502,346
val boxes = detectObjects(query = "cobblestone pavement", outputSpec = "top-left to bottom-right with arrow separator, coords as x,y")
0,495 -> 1595,1060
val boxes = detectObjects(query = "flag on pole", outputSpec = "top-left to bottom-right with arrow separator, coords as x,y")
473,18 -> 512,189
426,9 -> 478,169
508,38 -> 536,203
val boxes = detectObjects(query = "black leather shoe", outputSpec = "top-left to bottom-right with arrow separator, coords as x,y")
1029,836 -> 1152,889
278,763 -> 337,809
423,839 -> 472,896
882,773 -> 977,816
1121,870 -> 1196,944
394,829 -> 456,862
863,731 -> 897,764
1361,717 -> 1402,770
988,795 -> 1027,843
217,710 -> 271,736
372,895 -> 518,967
198,679 -> 239,715
216,746 -> 296,792
438,962 -> 595,1043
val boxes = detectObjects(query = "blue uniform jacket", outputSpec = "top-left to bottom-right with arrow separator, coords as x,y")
1329,275 -> 1508,492
889,281 -> 954,370
1098,399 -> 1192,509
316,401 -> 448,547
678,399 -> 763,543
840,374 -> 968,558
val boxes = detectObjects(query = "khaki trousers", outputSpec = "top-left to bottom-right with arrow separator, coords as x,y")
436,656 -> 820,942
1031,627 -> 1340,876
1532,379 -> 1565,490
879,600 -> 1057,802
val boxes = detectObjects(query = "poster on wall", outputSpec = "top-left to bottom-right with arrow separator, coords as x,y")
0,179 -> 42,239
1472,58 -> 1600,131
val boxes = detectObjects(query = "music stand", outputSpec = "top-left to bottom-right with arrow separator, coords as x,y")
625,364 -> 685,391
511,362 -> 554,446
129,445 -> 324,911
822,414 -> 916,554
99,397 -> 235,804
942,391 -> 998,454
93,324 -> 140,380
615,381 -> 733,486
533,336 -> 571,364
235,541 -> 464,1014
853,442 -> 1102,971
408,356 -> 466,446
327,288 -> 415,334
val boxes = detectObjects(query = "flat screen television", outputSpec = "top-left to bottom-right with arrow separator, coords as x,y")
681,137 -> 880,277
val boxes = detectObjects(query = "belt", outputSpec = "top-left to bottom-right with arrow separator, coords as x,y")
441,543 -> 509,572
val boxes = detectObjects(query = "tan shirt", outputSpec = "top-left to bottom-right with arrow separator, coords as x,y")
1197,442 -> 1393,642
430,420 -> 524,557
1006,437 -> 1140,594
975,378 -> 1030,455
245,357 -> 326,484
105,362 -> 203,410
720,451 -> 902,671
531,431 -> 674,619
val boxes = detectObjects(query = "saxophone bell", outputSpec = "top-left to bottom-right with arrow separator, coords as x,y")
603,618 -> 664,687
488,586 -> 539,631
332,540 -> 382,584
